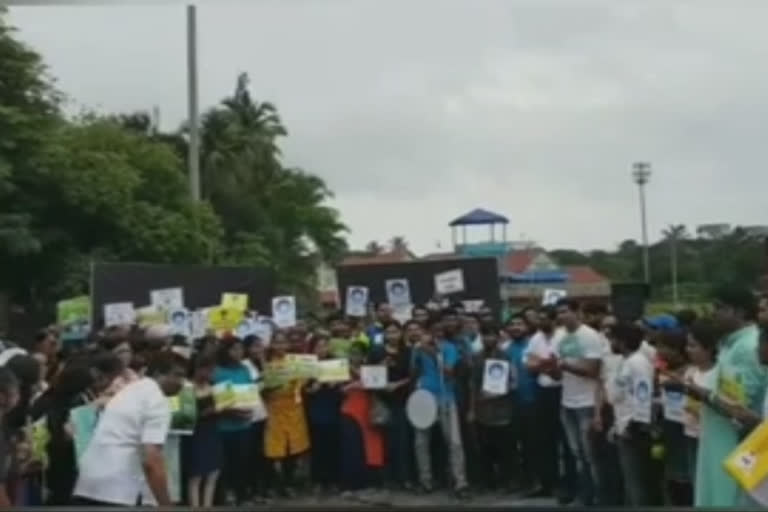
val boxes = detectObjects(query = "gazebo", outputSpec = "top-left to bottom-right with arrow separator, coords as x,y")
449,208 -> 509,249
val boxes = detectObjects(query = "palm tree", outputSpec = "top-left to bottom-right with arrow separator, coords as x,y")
365,241 -> 383,255
663,224 -> 688,306
389,236 -> 409,254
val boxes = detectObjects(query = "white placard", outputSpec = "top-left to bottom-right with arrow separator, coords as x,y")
392,303 -> 413,323
663,389 -> 686,424
190,309 -> 208,339
271,296 -> 297,328
632,376 -> 653,424
168,308 -> 191,338
150,287 -> 184,311
345,286 -> 369,317
434,269 -> 465,295
104,302 -> 136,327
462,299 -> 484,313
361,365 -> 388,389
235,317 -> 257,339
542,288 -> 567,306
253,316 -> 274,345
386,279 -> 411,307
482,358 -> 510,395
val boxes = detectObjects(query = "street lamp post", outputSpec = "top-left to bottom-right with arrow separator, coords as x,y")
187,4 -> 200,201
632,162 -> 652,283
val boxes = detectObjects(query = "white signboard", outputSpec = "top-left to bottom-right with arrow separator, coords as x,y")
104,302 -> 136,327
168,307 -> 191,337
434,269 -> 465,295
385,279 -> 412,307
462,299 -> 484,313
632,376 -> 653,424
345,286 -> 369,317
361,365 -> 388,389
271,296 -> 297,328
482,358 -> 510,395
150,287 -> 184,311
542,288 -> 567,306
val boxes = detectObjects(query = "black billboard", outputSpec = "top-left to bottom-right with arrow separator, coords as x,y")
91,262 -> 276,327
336,257 -> 501,314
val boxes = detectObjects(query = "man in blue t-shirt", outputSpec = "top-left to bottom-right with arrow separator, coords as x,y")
505,313 -> 539,493
411,322 -> 469,498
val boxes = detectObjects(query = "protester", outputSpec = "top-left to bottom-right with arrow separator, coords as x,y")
73,352 -> 185,506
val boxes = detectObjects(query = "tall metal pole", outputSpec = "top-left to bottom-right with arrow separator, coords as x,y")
671,232 -> 679,306
187,4 -> 201,201
632,162 -> 652,283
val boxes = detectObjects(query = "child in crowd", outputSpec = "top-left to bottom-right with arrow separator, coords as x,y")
183,353 -> 221,508
262,331 -> 309,497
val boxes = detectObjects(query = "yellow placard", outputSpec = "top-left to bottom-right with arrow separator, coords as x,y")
316,359 -> 351,383
724,419 -> 768,490
168,396 -> 181,413
136,306 -> 167,327
719,374 -> 747,405
207,306 -> 243,332
231,383 -> 263,409
212,382 -> 237,411
221,293 -> 249,311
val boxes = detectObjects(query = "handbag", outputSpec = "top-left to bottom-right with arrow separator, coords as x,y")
369,394 -> 391,426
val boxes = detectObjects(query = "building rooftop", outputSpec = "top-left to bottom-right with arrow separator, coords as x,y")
449,208 -> 509,227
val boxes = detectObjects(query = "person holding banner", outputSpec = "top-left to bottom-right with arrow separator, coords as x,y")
262,331 -> 309,497
692,287 -> 766,508
411,323 -> 469,499
212,338 -> 253,505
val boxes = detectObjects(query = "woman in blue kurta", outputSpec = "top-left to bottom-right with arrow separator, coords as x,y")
692,288 -> 767,508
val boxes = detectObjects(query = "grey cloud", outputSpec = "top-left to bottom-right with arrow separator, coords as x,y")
9,0 -> 768,253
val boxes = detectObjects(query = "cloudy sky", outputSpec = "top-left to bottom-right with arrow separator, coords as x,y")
9,1 -> 768,254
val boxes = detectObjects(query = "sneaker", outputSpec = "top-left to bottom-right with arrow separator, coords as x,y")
454,487 -> 471,500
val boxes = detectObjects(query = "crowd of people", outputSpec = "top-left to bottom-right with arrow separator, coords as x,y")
0,286 -> 767,507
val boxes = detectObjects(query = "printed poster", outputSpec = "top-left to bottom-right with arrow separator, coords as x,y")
168,308 -> 192,338
57,296 -> 91,326
150,287 -> 184,311
434,269 -> 465,295
221,293 -> 249,311
272,296 -> 297,328
190,309 -> 209,339
345,286 -> 369,317
462,299 -> 484,313
482,359 -> 510,395
385,279 -> 411,307
631,376 -> 653,424
103,302 -> 136,327
207,306 -> 243,333
316,359 -> 351,383
361,365 -> 387,389
724,419 -> 768,498
663,389 -> 686,424
542,288 -> 567,306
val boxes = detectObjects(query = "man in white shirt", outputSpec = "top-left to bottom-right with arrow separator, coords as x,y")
73,352 -> 186,506
552,298 -> 604,506
525,306 -> 575,502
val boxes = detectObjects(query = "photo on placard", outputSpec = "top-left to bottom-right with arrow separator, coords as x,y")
385,279 -> 411,306
482,358 -> 509,395
360,365 -> 387,389
168,308 -> 191,337
272,296 -> 296,328
345,286 -> 369,317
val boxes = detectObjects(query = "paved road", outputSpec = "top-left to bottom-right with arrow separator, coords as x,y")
263,489 -> 556,508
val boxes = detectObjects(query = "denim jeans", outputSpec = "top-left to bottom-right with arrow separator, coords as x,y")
560,406 -> 599,505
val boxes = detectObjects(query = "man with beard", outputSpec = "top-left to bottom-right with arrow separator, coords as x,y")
525,306 -> 575,502
505,314 -> 537,493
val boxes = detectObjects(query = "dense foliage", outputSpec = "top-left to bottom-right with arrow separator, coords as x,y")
0,12 -> 347,315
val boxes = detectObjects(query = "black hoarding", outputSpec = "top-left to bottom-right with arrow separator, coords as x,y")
336,257 -> 500,314
91,262 -> 275,327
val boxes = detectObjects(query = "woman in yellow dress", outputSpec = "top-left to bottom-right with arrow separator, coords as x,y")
262,331 -> 310,497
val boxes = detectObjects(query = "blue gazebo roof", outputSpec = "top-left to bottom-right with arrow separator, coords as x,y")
449,208 -> 509,227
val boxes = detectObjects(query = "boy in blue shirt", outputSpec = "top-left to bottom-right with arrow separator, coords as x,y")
411,322 -> 469,498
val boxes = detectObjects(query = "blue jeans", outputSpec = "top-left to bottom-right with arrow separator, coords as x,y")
561,406 -> 599,505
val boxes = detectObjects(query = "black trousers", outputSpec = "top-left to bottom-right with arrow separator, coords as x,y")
510,401 -> 537,487
535,386 -> 575,495
250,421 -> 270,495
71,496 -> 132,506
310,422 -> 340,487
476,423 -> 512,489
218,429 -> 252,504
